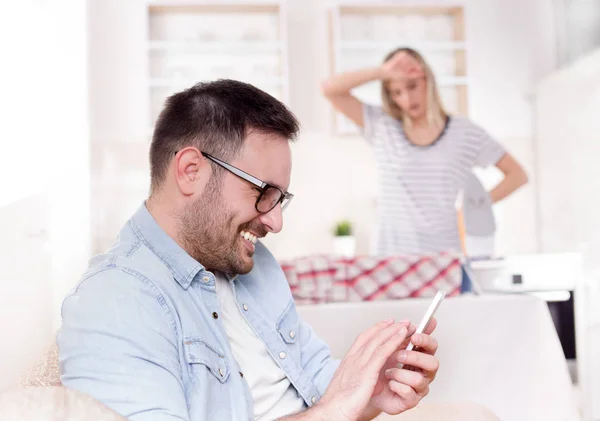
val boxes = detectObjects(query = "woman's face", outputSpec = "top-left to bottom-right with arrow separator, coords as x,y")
387,76 -> 427,120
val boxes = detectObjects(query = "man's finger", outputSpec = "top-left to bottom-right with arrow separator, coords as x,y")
410,333 -> 438,355
364,326 -> 408,370
385,368 -> 428,394
397,350 -> 439,377
424,318 -> 437,335
399,323 -> 418,347
388,380 -> 419,410
361,321 -> 410,359
347,319 -> 394,355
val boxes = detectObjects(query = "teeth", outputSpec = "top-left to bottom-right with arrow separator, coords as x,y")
240,231 -> 258,244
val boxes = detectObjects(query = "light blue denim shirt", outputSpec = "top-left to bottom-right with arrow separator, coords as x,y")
58,204 -> 339,420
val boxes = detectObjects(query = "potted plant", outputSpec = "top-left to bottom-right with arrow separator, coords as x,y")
332,220 -> 356,257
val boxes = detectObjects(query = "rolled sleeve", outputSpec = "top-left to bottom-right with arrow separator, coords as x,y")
58,269 -> 189,421
361,103 -> 389,145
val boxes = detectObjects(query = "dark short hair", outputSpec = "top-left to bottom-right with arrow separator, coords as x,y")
149,79 -> 300,192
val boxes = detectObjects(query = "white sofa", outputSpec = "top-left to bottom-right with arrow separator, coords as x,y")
5,294 -> 577,420
297,293 -> 579,421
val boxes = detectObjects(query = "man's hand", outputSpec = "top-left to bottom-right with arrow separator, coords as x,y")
311,319 -> 410,421
362,319 -> 439,419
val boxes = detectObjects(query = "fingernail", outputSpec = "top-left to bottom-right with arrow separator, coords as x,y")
397,327 -> 407,336
397,351 -> 407,362
385,369 -> 393,377
384,317 -> 394,323
412,334 -> 421,345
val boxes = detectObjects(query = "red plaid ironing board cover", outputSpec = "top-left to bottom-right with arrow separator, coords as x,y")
280,253 -> 463,304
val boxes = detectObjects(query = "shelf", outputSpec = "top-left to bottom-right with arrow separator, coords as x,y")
329,4 -> 468,134
148,2 -> 281,14
338,4 -> 463,17
434,76 -> 468,86
148,40 -> 284,53
147,0 -> 290,127
149,77 -> 285,88
339,76 -> 467,87
340,41 -> 466,52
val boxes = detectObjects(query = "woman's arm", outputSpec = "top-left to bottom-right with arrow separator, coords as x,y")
321,51 -> 423,128
320,67 -> 382,128
489,153 -> 528,203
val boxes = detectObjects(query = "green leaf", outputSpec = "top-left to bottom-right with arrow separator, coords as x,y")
333,220 -> 352,236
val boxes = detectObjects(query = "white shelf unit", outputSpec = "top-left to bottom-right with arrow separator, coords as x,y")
339,40 -> 466,51
147,1 -> 290,130
149,76 -> 286,88
328,4 -> 468,135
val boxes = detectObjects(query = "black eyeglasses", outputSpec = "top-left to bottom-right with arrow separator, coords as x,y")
200,152 -> 294,214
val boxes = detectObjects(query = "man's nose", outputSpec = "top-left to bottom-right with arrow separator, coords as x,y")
258,203 -> 283,234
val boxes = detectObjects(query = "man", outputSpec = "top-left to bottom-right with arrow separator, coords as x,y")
58,80 -> 439,421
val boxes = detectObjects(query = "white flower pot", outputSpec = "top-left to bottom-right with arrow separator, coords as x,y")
333,236 -> 356,258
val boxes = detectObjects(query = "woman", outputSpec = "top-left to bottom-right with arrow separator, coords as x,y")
321,47 -> 528,256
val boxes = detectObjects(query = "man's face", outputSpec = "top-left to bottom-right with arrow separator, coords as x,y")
179,131 -> 292,275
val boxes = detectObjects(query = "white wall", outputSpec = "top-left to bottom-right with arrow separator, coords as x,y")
557,0 -> 600,65
88,0 -> 150,140
87,0 -> 151,253
0,0 -> 90,389
87,0 -> 559,260
536,47 -> 600,421
47,0 -> 92,330
535,48 -> 600,255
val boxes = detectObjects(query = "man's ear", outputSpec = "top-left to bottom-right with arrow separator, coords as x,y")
173,148 -> 210,196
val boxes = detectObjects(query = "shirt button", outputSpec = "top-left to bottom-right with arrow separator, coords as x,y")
218,368 -> 224,377
289,331 -> 296,339
202,276 -> 210,283
279,351 -> 286,359
311,396 -> 316,404
212,312 -> 219,319
242,304 -> 249,311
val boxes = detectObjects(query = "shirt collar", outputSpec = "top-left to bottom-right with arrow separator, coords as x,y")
129,202 -> 203,289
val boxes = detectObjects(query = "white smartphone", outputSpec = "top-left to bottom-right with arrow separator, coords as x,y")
398,290 -> 445,368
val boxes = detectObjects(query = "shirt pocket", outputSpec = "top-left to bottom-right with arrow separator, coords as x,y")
276,300 -> 301,360
183,336 -> 230,384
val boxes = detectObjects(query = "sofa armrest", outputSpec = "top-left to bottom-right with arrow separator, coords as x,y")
0,387 -> 126,420
18,342 -> 61,389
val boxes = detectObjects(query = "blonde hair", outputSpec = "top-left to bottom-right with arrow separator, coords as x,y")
381,47 -> 447,129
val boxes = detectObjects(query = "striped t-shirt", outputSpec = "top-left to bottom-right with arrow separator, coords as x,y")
362,103 -> 506,256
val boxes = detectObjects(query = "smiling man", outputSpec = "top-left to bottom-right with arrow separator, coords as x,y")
57,80 -> 440,421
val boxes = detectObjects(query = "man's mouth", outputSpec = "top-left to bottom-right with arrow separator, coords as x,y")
240,230 -> 258,245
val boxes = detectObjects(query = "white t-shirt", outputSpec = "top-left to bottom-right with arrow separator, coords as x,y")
215,273 -> 305,420
362,104 -> 506,256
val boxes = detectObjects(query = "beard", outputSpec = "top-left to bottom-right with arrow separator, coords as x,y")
177,177 -> 261,275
